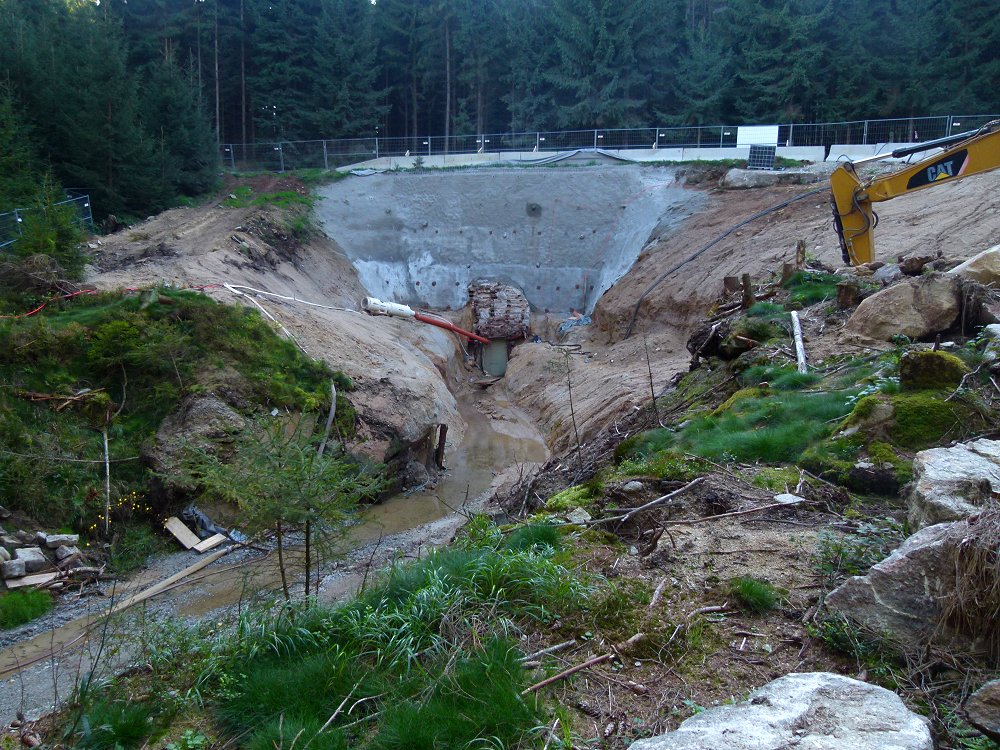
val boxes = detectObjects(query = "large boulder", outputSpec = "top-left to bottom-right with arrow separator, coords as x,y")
845,273 -> 960,341
825,518 -> 998,654
908,439 -> 1000,529
628,672 -> 931,750
949,244 -> 1000,286
965,679 -> 1000,743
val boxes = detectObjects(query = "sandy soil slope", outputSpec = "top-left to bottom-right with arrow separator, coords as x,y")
85,181 -> 465,460
504,169 -> 1000,450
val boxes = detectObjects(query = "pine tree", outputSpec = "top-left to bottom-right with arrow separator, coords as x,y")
545,0 -> 653,128
0,82 -> 41,209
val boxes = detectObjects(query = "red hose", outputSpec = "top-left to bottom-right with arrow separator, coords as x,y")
413,312 -> 490,344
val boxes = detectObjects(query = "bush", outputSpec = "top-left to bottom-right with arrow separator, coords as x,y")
0,589 -> 53,628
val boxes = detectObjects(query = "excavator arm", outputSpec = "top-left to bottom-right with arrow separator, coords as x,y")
831,120 -> 1000,265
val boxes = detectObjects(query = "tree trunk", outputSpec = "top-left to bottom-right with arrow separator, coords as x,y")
214,1 -> 221,144
275,521 -> 290,601
443,18 -> 451,154
240,0 -> 247,159
304,518 -> 311,598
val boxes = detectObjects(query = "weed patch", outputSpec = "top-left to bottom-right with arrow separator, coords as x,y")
0,589 -> 52,628
782,271 -> 842,307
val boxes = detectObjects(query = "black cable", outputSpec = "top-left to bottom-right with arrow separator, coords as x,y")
623,186 -> 828,339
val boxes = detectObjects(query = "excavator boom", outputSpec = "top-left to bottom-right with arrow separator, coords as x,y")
831,120 -> 1000,265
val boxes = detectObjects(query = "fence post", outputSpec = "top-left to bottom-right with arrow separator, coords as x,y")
375,137 -> 379,159
322,141 -> 329,170
863,120 -> 868,145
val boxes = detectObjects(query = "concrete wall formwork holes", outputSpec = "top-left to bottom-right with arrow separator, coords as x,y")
315,166 -> 705,314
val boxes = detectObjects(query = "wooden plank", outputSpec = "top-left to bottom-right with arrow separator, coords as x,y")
193,533 -> 228,553
164,516 -> 200,549
5,572 -> 60,589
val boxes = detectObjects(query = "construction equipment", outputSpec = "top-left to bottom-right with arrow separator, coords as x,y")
831,120 -> 1000,265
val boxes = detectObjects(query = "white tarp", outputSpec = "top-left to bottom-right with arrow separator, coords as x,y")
737,125 -> 780,147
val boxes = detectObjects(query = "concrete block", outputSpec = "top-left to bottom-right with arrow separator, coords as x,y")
54,545 -> 80,561
1,535 -> 22,551
1,558 -> 26,579
15,546 -> 48,573
45,534 -> 79,549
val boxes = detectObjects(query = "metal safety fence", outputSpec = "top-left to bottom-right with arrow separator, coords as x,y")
220,113 -> 1000,172
0,193 -> 95,250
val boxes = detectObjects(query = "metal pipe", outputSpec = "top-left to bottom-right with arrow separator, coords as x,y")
362,297 -> 489,344
414,312 -> 489,344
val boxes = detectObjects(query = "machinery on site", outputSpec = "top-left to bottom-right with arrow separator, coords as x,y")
831,119 -> 1000,265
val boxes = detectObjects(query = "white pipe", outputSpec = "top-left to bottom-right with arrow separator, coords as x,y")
362,296 -> 416,318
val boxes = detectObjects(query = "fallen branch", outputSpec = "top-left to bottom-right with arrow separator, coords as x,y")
521,633 -> 645,695
648,577 -> 669,611
519,639 -> 578,663
590,477 -> 705,526
790,310 -> 808,373
661,497 -> 804,526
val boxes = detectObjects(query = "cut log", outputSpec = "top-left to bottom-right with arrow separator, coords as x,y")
164,517 -> 200,550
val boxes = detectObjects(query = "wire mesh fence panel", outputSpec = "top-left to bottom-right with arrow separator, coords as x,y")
218,113 -> 1000,169
0,195 -> 93,249
0,210 -> 20,248
863,116 -> 949,144
949,114 -> 1000,135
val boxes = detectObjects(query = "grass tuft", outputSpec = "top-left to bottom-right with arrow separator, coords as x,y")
0,589 -> 53,629
727,576 -> 780,613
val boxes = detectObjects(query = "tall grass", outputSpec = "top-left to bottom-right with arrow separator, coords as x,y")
206,519 -> 590,750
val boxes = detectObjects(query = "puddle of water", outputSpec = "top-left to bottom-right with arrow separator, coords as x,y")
0,390 -> 548,677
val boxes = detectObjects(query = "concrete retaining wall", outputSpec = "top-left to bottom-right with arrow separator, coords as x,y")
315,166 -> 705,314
343,145 -> 826,172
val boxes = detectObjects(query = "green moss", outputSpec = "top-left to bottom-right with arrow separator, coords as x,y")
889,392 -> 976,449
898,350 -> 969,391
546,484 -> 598,511
0,289 -> 357,528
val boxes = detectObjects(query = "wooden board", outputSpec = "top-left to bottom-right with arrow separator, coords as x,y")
164,516 -> 200,549
5,571 -> 60,589
193,533 -> 228,553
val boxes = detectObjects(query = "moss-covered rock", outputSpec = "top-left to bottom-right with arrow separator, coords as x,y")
546,483 -> 599,511
841,392 -> 980,452
898,350 -> 969,391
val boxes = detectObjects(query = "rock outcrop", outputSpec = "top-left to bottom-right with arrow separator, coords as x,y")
908,439 -> 1000,529
845,273 -> 960,340
965,679 -> 1000,743
628,672 -> 931,750
949,244 -> 1000,286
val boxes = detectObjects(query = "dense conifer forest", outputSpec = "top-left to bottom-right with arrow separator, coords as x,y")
1,0 -> 996,218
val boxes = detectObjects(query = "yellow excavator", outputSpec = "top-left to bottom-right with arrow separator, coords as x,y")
831,119 -> 1000,265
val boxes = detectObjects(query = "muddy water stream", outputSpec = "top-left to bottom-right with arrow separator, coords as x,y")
0,391 -> 547,688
